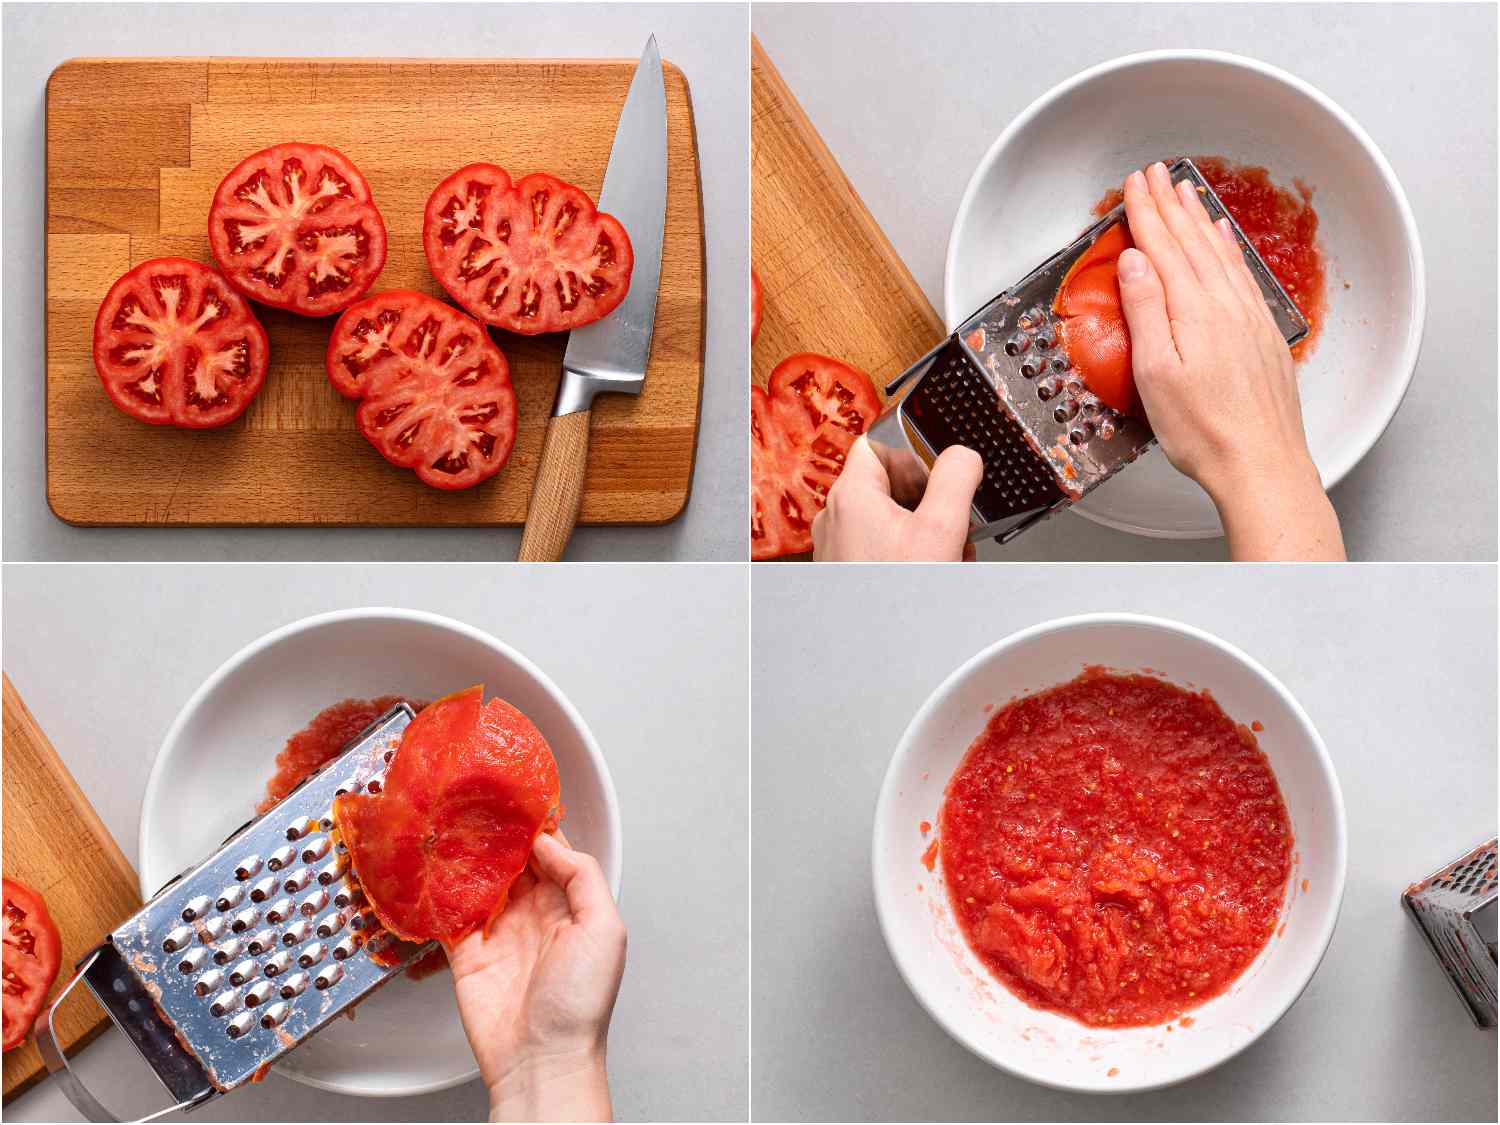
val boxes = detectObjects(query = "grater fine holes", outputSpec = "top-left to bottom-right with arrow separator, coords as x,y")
283,867 -> 313,894
301,837 -> 332,864
315,964 -> 344,990
216,885 -> 245,912
286,819 -> 315,842
226,1012 -> 255,1039
177,948 -> 207,973
283,920 -> 313,946
263,951 -> 292,978
194,969 -> 223,997
199,916 -> 228,943
298,943 -> 326,969
234,855 -> 262,880
279,972 -> 310,999
260,1002 -> 291,1029
317,911 -> 348,939
182,896 -> 212,922
231,908 -> 260,933
301,889 -> 330,916
366,778 -> 384,795
213,938 -> 243,966
266,897 -> 294,925
163,926 -> 193,953
244,981 -> 273,1007
247,928 -> 277,956
209,989 -> 241,1017
249,876 -> 278,903
318,856 -> 348,885
332,936 -> 360,961
228,960 -> 259,987
267,845 -> 296,872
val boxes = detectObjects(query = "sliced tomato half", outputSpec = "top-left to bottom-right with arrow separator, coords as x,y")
333,685 -> 562,945
422,164 -> 633,335
326,291 -> 517,490
93,257 -> 270,428
3,878 -> 61,1053
751,353 -> 882,560
209,142 -> 387,316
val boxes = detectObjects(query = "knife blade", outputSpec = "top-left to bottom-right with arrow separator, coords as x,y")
518,37 -> 668,561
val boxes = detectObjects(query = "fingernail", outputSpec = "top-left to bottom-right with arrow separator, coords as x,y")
1149,161 -> 1168,178
1127,170 -> 1147,191
1116,249 -> 1148,281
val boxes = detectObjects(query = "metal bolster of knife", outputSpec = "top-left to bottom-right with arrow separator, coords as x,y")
865,158 -> 1310,546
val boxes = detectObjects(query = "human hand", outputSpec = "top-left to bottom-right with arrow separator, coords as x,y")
1118,162 -> 1345,561
812,436 -> 982,561
448,831 -> 626,1123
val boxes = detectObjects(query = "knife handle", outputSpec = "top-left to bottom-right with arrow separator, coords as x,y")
518,410 -> 592,562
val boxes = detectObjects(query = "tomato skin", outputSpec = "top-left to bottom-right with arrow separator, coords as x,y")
3,878 -> 62,1053
92,257 -> 270,428
334,686 -> 561,944
326,291 -> 518,490
751,353 -> 882,560
422,163 -> 633,336
1054,223 -> 1139,416
751,268 -> 763,343
208,142 -> 387,317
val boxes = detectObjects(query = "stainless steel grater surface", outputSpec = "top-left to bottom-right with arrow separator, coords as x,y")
1402,838 -> 1498,1029
37,704 -> 436,1121
867,157 -> 1311,545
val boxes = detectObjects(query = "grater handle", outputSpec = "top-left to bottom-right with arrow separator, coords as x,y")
36,948 -> 209,1124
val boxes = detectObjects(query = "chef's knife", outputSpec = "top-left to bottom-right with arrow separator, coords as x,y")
518,37 -> 668,561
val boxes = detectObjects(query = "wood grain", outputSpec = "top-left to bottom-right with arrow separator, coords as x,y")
46,57 -> 704,527
519,410 -> 593,561
2,675 -> 142,1101
750,37 -> 943,394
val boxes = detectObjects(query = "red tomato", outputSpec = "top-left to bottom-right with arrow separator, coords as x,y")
751,353 -> 881,560
325,291 -> 518,490
3,878 -> 61,1053
208,142 -> 387,317
751,268 -> 763,343
334,685 -> 562,944
93,257 -> 270,428
422,164 -> 633,335
1053,223 -> 1138,415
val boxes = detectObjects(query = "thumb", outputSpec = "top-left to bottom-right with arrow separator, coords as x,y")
915,444 -> 982,540
1115,248 -> 1179,380
836,435 -> 893,498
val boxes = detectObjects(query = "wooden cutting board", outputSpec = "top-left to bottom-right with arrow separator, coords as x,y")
2,674 -> 142,1100
46,57 -> 704,526
750,37 -> 943,393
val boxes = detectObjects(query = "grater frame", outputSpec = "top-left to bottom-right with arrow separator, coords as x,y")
866,158 -> 1311,545
36,704 -> 437,1121
1402,837 -> 1498,1028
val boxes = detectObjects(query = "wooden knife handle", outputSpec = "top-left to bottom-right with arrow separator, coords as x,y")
518,410 -> 592,561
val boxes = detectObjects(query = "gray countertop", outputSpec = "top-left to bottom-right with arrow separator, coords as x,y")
750,562 -> 1497,1121
2,563 -> 748,1122
2,2 -> 748,562
752,1 -> 1498,562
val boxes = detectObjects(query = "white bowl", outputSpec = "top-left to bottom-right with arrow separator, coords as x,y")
872,614 -> 1346,1093
945,50 -> 1425,539
140,608 -> 622,1098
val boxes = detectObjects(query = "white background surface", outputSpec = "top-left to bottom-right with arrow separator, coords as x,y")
2,562 -> 749,1122
752,2 -> 1498,562
2,2 -> 749,562
752,563 -> 1497,1121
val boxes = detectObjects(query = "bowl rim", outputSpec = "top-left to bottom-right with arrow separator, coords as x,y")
871,611 -> 1348,1094
941,48 -> 1427,531
139,605 -> 623,1098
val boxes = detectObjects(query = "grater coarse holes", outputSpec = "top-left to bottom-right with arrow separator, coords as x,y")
866,158 -> 1310,545
1402,838 -> 1498,1028
36,705 -> 436,1120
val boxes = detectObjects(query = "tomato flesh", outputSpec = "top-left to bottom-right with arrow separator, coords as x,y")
209,142 -> 387,317
1054,223 -> 1138,415
939,668 -> 1292,1028
326,291 -> 517,490
259,696 -> 428,815
93,257 -> 269,428
751,354 -> 881,560
334,686 -> 562,945
423,164 -> 633,335
3,878 -> 61,1053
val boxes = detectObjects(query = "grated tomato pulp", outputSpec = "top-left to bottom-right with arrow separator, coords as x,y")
938,667 -> 1292,1027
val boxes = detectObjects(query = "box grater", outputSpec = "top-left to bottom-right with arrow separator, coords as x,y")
1402,838 -> 1498,1028
866,158 -> 1310,545
36,704 -> 435,1121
